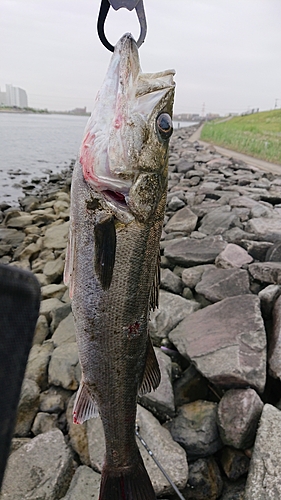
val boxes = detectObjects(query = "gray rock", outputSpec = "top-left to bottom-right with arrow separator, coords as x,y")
268,295 -> 281,379
6,213 -> 34,228
217,388 -> 263,449
215,243 -> 253,268
248,261 -> 281,284
50,302 -> 72,333
160,268 -> 183,294
181,264 -> 216,289
31,412 -> 58,435
165,207 -> 198,234
48,342 -> 81,390
0,429 -> 73,499
221,479 -> 246,500
41,283 -> 67,300
169,295 -> 267,392
195,267 -> 250,303
164,236 -> 226,267
0,227 -> 25,246
86,415 -> 105,472
61,466 -> 100,500
258,284 -> 281,318
149,290 -> 200,345
66,394 -> 91,466
184,457 -> 223,500
139,348 -> 175,418
199,206 -> 241,235
240,239 -> 273,261
14,378 -> 40,437
33,314 -> 49,345
266,241 -> 281,262
43,221 -> 70,249
43,257 -> 65,283
52,312 -> 76,346
40,298 -> 65,320
168,195 -> 185,211
245,405 -> 281,500
169,400 -> 222,459
173,364 -> 209,407
40,386 -> 70,414
246,217 -> 281,242
25,342 -> 54,389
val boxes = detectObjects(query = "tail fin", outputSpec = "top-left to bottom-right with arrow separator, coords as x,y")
99,454 -> 156,500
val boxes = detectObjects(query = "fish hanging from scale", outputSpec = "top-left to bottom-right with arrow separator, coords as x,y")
64,32 -> 175,500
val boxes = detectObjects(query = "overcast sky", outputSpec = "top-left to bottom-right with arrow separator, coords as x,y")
1,0 -> 281,115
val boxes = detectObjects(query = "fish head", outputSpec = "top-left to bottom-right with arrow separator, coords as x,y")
80,33 -> 175,222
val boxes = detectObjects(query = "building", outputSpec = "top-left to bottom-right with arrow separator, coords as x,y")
1,84 -> 28,108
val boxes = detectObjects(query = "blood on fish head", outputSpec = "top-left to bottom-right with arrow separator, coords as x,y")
80,33 -> 175,222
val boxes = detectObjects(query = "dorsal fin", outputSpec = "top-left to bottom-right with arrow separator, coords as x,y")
139,337 -> 161,396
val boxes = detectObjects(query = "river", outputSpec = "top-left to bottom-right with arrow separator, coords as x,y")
0,112 -> 197,206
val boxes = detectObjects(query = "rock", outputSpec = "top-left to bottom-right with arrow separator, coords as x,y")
61,466 -> 100,500
52,312 -> 76,346
43,221 -> 69,249
165,207 -> 198,234
199,206 -> 240,235
49,343 -> 81,390
40,298 -> 65,320
220,447 -> 250,480
41,283 -> 67,300
169,295 -> 267,392
183,457 -> 223,500
266,241 -> 281,261
14,378 -> 40,437
258,284 -> 281,318
246,217 -> 281,242
160,268 -> 183,294
215,243 -> 253,268
248,261 -> 281,284
221,479 -> 246,500
140,348 -> 175,419
149,290 -> 200,345
195,267 -> 250,302
43,256 -> 65,283
164,236 -> 226,267
167,195 -> 185,211
217,389 -> 263,449
268,295 -> 281,379
40,386 -> 70,414
181,264 -> 216,289
241,239 -> 273,261
6,213 -> 34,228
25,341 -> 54,389
87,405 -> 188,497
66,393 -> 91,466
31,412 -> 58,435
173,364 -> 209,407
32,314 -> 49,345
0,227 -> 25,246
16,240 -> 42,262
50,302 -> 72,333
244,405 -> 281,499
169,400 -> 222,459
0,429 -> 73,499
136,405 -> 188,497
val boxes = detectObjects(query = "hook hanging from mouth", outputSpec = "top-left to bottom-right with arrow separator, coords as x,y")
97,0 -> 147,52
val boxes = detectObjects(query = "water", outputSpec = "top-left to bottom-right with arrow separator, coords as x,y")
0,113 -> 88,206
0,113 -> 197,207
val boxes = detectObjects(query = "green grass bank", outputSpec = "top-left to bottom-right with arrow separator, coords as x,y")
201,109 -> 281,164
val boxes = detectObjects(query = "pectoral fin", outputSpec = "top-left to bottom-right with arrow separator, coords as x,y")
138,337 -> 161,396
73,381 -> 99,424
94,215 -> 116,290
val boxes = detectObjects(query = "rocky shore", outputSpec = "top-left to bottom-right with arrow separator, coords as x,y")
0,124 -> 281,499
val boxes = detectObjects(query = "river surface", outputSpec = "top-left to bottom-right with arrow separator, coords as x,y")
0,113 -> 197,206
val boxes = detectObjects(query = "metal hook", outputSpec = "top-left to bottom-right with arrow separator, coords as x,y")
97,0 -> 147,52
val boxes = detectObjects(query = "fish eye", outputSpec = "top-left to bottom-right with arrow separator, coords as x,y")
156,113 -> 173,140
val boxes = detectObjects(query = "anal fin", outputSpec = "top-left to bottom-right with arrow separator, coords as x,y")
73,381 -> 99,424
138,337 -> 161,396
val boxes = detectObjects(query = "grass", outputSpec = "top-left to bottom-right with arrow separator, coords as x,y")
201,109 -> 281,164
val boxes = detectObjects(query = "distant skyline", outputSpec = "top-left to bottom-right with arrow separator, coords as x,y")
1,0 -> 281,115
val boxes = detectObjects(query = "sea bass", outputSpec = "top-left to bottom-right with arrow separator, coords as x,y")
64,33 -> 175,500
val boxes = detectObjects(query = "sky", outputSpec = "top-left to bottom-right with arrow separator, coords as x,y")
1,0 -> 281,115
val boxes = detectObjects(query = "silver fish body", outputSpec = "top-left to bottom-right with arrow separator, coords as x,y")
64,33 -> 175,500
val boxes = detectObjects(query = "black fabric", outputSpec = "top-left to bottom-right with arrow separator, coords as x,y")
0,264 -> 40,489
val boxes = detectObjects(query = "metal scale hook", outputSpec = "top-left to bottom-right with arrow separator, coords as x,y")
97,0 -> 147,51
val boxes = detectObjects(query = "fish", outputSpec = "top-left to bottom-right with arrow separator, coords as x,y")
64,33 -> 175,500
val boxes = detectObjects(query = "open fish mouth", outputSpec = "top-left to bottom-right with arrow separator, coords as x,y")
79,33 -> 175,222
